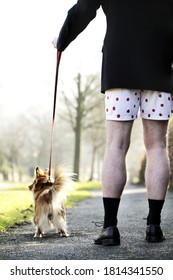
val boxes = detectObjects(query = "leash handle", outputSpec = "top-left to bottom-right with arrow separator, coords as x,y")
48,50 -> 62,178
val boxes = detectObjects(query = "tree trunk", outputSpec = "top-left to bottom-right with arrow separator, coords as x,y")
88,146 -> 96,181
73,74 -> 82,181
73,120 -> 81,181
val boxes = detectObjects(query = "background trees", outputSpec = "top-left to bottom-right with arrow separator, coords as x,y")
59,73 -> 105,180
1,72 -> 172,185
0,72 -> 106,182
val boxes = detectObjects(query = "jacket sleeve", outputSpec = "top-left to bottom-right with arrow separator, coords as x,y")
57,0 -> 101,51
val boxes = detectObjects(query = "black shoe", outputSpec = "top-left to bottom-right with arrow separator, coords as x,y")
146,224 -> 165,242
94,226 -> 120,246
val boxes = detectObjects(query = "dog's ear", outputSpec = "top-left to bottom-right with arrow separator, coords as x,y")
36,167 -> 40,177
44,168 -> 49,175
28,184 -> 33,191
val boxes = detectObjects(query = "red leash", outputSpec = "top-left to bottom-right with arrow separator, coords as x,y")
48,50 -> 62,178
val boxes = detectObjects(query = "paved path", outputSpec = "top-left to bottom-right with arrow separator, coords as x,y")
0,185 -> 173,260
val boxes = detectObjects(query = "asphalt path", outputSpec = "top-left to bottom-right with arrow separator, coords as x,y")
0,184 -> 173,260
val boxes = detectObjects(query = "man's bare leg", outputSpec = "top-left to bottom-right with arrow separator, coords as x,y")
143,119 -> 170,200
94,120 -> 133,245
142,119 -> 170,242
102,120 -> 133,198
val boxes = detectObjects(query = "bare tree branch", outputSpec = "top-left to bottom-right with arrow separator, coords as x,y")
83,119 -> 105,130
61,91 -> 77,110
57,113 -> 76,131
61,94 -> 76,130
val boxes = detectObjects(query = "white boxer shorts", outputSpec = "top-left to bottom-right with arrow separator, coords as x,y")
105,89 -> 173,121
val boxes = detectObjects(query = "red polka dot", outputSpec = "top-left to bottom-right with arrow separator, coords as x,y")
117,114 -> 120,118
126,98 -> 130,101
145,99 -> 148,102
106,108 -> 108,112
160,104 -> 164,107
152,109 -> 155,112
112,107 -> 116,111
116,98 -> 119,101
159,94 -> 162,98
159,113 -> 162,116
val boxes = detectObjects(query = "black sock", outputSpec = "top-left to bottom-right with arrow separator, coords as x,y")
147,199 -> 165,225
103,197 -> 120,228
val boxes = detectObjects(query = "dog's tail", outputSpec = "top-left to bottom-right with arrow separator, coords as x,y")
48,164 -> 74,213
53,164 -> 73,192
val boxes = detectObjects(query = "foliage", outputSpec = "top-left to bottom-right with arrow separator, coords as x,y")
0,181 -> 102,231
0,154 -> 10,180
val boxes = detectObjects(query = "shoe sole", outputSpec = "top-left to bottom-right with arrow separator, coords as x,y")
146,236 -> 165,243
95,238 -> 120,246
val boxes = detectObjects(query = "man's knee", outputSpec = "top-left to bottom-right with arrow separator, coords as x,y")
106,136 -> 131,154
144,137 -> 167,151
106,120 -> 133,153
143,119 -> 168,150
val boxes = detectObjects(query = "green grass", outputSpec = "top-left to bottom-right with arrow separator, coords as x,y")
0,181 -> 101,232
0,186 -> 33,231
66,181 -> 102,207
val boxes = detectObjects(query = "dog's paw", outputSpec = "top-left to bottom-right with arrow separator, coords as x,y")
34,233 -> 43,238
59,230 -> 69,237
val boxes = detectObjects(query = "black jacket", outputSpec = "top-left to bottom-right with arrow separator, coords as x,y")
57,0 -> 173,93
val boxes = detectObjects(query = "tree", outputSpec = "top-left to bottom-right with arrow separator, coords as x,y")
60,73 -> 103,180
0,73 -> 106,182
0,153 -> 10,180
83,96 -> 106,181
0,107 -> 75,181
88,136 -> 105,181
0,116 -> 28,181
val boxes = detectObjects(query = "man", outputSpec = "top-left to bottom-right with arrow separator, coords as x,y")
53,0 -> 173,245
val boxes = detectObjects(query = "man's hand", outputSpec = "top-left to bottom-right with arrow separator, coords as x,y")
52,37 -> 58,48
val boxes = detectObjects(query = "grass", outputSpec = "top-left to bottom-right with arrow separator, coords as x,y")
66,181 -> 101,207
0,181 -> 101,232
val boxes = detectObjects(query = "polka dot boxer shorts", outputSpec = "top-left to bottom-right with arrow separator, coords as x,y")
105,89 -> 173,121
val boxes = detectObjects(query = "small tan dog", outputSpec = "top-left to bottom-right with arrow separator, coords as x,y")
28,165 -> 70,238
